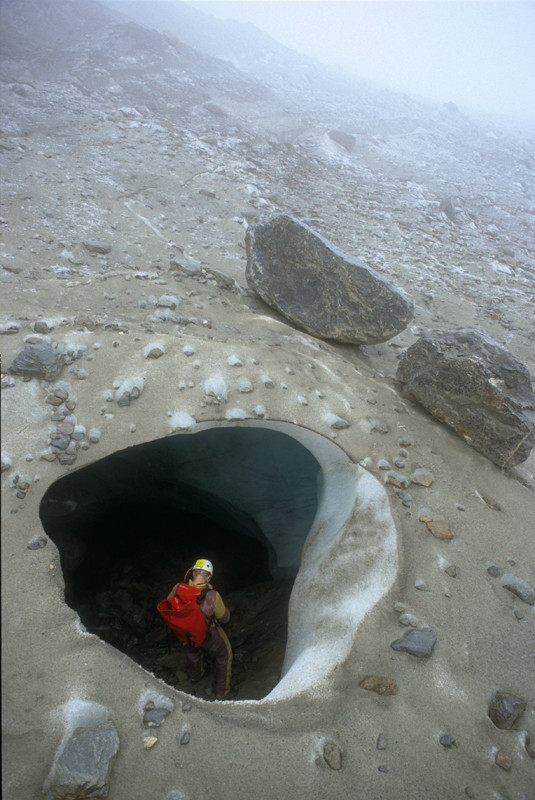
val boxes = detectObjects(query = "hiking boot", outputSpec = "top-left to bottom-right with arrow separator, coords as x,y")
215,686 -> 238,701
189,669 -> 205,684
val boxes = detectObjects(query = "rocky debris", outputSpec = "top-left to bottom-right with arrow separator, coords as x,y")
390,628 -> 436,658
245,214 -> 413,344
43,721 -> 119,800
8,343 -> 65,381
143,735 -> 158,750
499,573 -> 535,605
115,376 -> 144,406
396,328 -> 535,467
0,321 -> 21,334
488,690 -> 526,729
358,674 -> 397,695
1,452 -> 12,472
419,514 -> 455,540
322,740 -> 342,771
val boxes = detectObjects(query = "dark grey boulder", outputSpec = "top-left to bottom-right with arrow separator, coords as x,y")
245,214 -> 413,344
488,690 -> 526,730
9,343 -> 65,381
43,721 -> 119,800
390,628 -> 436,657
327,129 -> 356,152
396,327 -> 535,467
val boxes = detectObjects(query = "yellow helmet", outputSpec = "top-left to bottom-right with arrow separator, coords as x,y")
193,558 -> 213,576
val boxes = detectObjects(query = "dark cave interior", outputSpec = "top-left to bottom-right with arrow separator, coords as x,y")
39,425 -> 321,698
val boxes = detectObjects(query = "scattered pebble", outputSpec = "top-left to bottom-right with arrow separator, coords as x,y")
439,734 -> 457,748
488,690 -> 526,729
420,515 -> 454,540
391,628 -> 436,658
376,734 -> 386,750
183,345 -> 195,356
144,343 -> 165,359
499,573 -> 535,605
495,750 -> 512,771
410,468 -> 434,487
324,413 -> 350,429
227,355 -> 243,366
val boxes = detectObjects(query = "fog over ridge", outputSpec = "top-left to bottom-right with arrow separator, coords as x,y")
109,0 -> 535,125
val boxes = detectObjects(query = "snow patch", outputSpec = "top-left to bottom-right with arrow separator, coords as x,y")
169,412 -> 196,431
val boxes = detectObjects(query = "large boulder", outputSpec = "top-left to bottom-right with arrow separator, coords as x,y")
245,214 -> 413,344
396,327 -> 535,467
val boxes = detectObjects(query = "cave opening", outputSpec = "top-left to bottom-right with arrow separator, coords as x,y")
39,424 -> 322,700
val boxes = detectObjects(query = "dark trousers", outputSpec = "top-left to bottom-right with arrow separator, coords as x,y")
187,625 -> 232,697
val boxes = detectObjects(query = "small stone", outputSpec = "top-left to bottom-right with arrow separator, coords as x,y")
40,449 -> 57,462
445,565 -> 457,578
495,751 -> 512,771
377,459 -> 391,470
465,788 -> 474,798
324,413 -> 350,429
322,741 -> 342,771
377,765 -> 388,773
261,375 -> 274,387
27,536 -> 47,550
499,573 -> 535,605
385,471 -> 409,488
238,378 -> 253,393
157,295 -> 179,310
145,344 -> 165,359
424,518 -> 454,539
1,453 -> 12,472
179,730 -> 190,745
358,675 -> 397,695
439,734 -> 457,748
183,345 -> 195,356
376,734 -> 386,750
89,429 -> 101,443
46,394 -> 64,406
57,453 -> 77,466
143,736 -> 158,750
82,240 -> 112,255
410,468 -> 434,487
414,580 -> 428,591
391,628 -> 436,658
488,690 -> 526,729
525,734 -> 535,759
227,355 -> 243,367
486,563 -> 500,578
398,613 -> 418,627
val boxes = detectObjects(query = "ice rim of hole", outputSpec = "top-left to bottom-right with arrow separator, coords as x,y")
172,420 -> 399,703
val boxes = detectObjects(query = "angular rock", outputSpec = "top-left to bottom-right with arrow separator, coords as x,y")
488,690 -> 526,729
9,343 -> 65,381
499,573 -> 535,605
245,214 -> 413,344
396,328 -> 535,467
43,721 -> 119,800
390,628 -> 436,657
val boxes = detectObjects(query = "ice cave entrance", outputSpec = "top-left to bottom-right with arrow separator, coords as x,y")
39,420 -> 398,702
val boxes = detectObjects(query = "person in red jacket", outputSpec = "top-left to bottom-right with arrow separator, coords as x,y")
169,558 -> 234,700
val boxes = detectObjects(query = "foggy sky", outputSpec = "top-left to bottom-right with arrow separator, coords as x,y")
184,1 -> 535,125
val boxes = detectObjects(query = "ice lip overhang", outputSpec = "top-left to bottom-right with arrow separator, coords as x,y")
192,420 -> 399,703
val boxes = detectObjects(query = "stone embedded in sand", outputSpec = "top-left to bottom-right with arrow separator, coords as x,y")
423,518 -> 454,540
488,690 -> 526,729
396,327 -> 535,467
495,751 -> 512,771
358,674 -> 397,695
82,239 -> 112,255
245,214 -> 413,344
499,573 -> 535,605
410,468 -> 434,487
43,721 -> 119,800
322,741 -> 342,771
390,628 -> 436,657
9,343 -> 65,381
